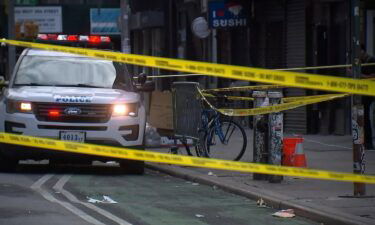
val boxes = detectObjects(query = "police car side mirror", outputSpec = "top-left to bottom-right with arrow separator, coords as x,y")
137,72 -> 147,85
138,81 -> 155,92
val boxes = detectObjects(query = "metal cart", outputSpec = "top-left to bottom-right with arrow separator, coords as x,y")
170,82 -> 203,156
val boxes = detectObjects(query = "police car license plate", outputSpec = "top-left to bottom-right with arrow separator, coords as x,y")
60,131 -> 86,143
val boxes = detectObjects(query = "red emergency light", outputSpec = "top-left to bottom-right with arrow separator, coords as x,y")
88,35 -> 101,44
48,110 -> 60,117
67,35 -> 78,41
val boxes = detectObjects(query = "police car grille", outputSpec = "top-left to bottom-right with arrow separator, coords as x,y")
34,103 -> 111,123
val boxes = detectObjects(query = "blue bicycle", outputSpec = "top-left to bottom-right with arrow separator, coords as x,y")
196,108 -> 247,161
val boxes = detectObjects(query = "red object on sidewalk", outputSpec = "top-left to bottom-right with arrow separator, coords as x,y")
282,137 -> 303,166
293,143 -> 307,167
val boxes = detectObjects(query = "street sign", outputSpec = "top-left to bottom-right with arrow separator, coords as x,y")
90,8 -> 121,35
15,6 -> 62,33
208,1 -> 248,28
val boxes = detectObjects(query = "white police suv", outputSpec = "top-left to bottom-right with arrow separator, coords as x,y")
0,48 -> 153,174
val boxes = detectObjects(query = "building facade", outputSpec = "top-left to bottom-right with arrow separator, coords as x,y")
1,0 -> 375,135
146,0 -> 373,135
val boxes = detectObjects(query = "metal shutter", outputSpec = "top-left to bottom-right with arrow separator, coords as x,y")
284,0 -> 307,134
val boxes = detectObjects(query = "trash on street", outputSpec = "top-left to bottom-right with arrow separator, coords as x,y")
87,195 -> 118,204
272,209 -> 295,218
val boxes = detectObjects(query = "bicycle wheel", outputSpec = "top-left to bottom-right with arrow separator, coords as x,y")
195,144 -> 209,157
195,131 -> 210,157
204,119 -> 247,161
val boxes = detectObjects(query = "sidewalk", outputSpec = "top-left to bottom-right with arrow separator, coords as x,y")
146,131 -> 375,225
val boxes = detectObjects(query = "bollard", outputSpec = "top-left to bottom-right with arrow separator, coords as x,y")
268,91 -> 283,183
252,91 -> 269,180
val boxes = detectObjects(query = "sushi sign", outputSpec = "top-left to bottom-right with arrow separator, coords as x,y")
208,1 -> 248,28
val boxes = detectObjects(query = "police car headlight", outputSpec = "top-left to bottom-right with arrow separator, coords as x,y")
6,100 -> 33,114
112,103 -> 138,117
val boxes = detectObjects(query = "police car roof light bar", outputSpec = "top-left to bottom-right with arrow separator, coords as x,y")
37,34 -> 111,44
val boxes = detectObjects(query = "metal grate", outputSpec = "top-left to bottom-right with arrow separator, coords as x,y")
172,82 -> 202,140
34,103 -> 111,123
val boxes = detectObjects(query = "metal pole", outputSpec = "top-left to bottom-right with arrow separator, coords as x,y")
252,91 -> 268,180
120,0 -> 131,54
209,29 -> 218,89
7,0 -> 15,78
351,0 -> 366,196
168,0 -> 173,58
268,91 -> 283,183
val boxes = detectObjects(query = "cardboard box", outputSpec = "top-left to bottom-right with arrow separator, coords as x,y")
149,91 -> 173,130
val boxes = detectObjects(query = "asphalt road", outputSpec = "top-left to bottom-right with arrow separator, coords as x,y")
0,162 -> 316,225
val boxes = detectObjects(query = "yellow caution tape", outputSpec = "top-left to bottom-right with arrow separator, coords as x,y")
275,62 -> 375,71
282,94 -> 349,103
1,39 -> 375,96
1,40 -> 373,183
276,64 -> 351,71
216,94 -> 350,116
221,96 -> 254,101
138,65 -> 375,79
203,85 -> 287,92
198,86 -> 349,117
203,79 -> 373,93
148,73 -> 203,78
203,92 -> 346,103
202,93 -> 254,101
0,132 -> 374,184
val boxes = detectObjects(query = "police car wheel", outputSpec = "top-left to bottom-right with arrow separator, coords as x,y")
120,160 -> 144,175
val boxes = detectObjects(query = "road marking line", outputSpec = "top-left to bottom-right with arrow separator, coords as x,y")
54,175 -> 132,225
31,174 -> 54,190
31,174 -> 105,225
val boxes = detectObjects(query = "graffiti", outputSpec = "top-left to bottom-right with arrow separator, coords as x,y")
353,145 -> 366,174
352,117 -> 364,145
360,145 -> 366,174
352,105 -> 366,177
267,93 -> 283,183
269,112 -> 283,165
352,119 -> 359,143
268,96 -> 283,166
254,114 -> 266,164
252,92 -> 268,180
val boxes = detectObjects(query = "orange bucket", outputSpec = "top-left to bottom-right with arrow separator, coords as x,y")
282,137 -> 303,166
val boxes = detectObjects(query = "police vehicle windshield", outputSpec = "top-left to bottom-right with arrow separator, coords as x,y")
13,55 -> 132,90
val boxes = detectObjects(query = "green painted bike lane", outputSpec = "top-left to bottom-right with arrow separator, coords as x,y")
67,170 -> 317,225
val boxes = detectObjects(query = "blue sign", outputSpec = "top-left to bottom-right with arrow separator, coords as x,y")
208,1 -> 248,28
90,8 -> 120,35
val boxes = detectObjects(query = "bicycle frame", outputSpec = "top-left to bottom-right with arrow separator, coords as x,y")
201,109 -> 234,146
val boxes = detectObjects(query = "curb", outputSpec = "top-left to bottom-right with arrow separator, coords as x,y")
146,163 -> 373,225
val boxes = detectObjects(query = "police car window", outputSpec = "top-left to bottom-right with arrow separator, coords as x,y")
14,55 -> 118,88
112,62 -> 134,91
